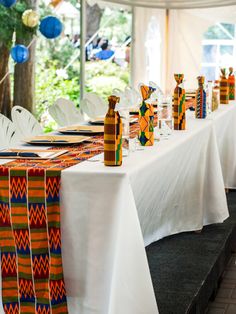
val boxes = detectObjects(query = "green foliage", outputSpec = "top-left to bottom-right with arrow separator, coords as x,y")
0,1 -> 36,46
86,61 -> 129,98
100,8 -> 131,43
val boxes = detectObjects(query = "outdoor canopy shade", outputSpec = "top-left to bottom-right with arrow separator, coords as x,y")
97,0 -> 236,9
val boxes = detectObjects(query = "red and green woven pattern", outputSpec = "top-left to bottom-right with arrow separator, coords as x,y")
195,76 -> 207,119
0,167 -> 68,314
228,67 -> 235,100
139,85 -> 155,146
220,68 -> 229,104
173,74 -> 186,130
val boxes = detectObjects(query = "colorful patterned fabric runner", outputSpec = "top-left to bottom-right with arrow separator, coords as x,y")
0,139 -> 105,314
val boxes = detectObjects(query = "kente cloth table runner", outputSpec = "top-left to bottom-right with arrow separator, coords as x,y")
0,141 -> 104,314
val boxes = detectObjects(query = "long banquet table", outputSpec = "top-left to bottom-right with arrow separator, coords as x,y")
210,101 -> 236,189
0,104 -> 232,314
60,111 -> 228,313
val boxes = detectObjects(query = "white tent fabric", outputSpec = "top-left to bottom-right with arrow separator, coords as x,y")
132,8 -> 166,89
98,0 -> 236,9
133,5 -> 236,92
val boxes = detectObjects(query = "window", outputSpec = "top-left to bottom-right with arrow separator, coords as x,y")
201,23 -> 236,81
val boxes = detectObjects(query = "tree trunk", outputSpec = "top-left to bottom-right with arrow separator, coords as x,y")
13,39 -> 36,113
0,43 -> 12,117
86,3 -> 103,38
13,0 -> 38,114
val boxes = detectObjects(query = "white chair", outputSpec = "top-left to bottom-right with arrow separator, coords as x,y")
11,106 -> 43,138
80,93 -> 107,119
0,114 -> 20,148
49,98 -> 84,127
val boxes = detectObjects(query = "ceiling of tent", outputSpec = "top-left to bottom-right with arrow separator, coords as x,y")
95,0 -> 236,9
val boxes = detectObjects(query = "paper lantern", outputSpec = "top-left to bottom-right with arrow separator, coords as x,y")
11,45 -> 29,64
22,9 -> 39,28
0,0 -> 16,8
39,16 -> 63,39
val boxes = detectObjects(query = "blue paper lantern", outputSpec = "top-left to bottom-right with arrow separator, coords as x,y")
0,0 -> 16,8
39,16 -> 63,39
11,45 -> 29,64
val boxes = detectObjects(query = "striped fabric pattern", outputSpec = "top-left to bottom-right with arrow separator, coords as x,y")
173,74 -> 186,130
195,76 -> 207,119
228,67 -> 235,101
220,68 -> 229,104
0,167 -> 67,314
139,85 -> 155,146
104,96 -> 122,166
0,141 -> 105,314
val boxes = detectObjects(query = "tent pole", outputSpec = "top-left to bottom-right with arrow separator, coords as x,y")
165,8 -> 169,94
130,5 -> 135,89
80,0 -> 86,101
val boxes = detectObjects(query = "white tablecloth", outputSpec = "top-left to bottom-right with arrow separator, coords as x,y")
61,117 -> 228,314
210,102 -> 236,189
0,109 -> 230,314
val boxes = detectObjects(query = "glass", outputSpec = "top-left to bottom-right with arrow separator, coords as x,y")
120,109 -> 130,156
206,81 -> 213,114
157,95 -> 173,139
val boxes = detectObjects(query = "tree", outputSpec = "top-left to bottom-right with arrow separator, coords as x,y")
0,6 -> 15,117
0,1 -> 38,116
86,3 -> 103,39
13,0 -> 38,113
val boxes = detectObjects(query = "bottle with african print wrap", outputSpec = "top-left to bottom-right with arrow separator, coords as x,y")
173,74 -> 186,130
104,95 -> 123,166
138,84 -> 155,146
228,67 -> 235,100
195,76 -> 207,119
220,68 -> 229,104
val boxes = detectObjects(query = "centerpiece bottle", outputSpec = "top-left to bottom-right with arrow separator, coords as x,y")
139,84 -> 155,146
195,76 -> 207,119
220,68 -> 229,104
228,67 -> 235,100
173,74 -> 186,130
104,96 -> 122,166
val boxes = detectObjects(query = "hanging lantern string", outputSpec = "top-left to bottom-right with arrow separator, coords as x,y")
0,36 -> 37,86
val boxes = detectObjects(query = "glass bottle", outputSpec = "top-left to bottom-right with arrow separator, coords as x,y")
104,96 -> 122,166
195,76 -> 207,119
173,74 -> 186,130
139,84 -> 155,146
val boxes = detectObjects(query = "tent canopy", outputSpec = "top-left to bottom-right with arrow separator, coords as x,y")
98,0 -> 236,9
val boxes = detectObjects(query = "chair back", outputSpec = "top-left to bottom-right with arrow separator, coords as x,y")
49,98 -> 84,127
11,106 -> 43,138
0,114 -> 20,148
80,93 -> 107,119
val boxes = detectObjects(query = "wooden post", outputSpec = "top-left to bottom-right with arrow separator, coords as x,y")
80,0 -> 86,101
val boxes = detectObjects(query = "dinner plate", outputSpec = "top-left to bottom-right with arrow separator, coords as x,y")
25,135 -> 91,145
58,125 -> 104,135
89,117 -> 138,125
0,149 -> 68,159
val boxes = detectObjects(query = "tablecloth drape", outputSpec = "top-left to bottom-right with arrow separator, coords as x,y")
60,116 -> 228,313
0,105 -> 233,314
210,102 -> 236,189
